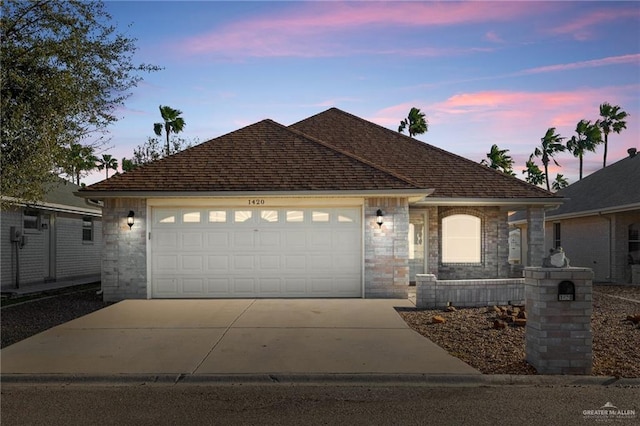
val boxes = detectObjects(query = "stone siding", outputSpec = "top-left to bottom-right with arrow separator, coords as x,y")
524,267 -> 593,375
416,274 -> 524,308
101,198 -> 147,301
364,197 -> 409,298
526,207 -> 546,267
436,206 -> 510,280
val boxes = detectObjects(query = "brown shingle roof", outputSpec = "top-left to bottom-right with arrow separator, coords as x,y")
81,108 -> 559,200
290,108 -> 556,199
82,119 -> 423,193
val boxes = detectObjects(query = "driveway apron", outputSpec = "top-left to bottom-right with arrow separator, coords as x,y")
0,299 -> 480,376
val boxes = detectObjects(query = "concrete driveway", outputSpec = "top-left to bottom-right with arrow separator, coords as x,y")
0,299 -> 479,378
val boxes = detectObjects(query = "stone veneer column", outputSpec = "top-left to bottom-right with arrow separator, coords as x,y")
526,207 -> 545,267
524,267 -> 593,375
364,197 -> 409,298
102,198 -> 147,301
415,274 -> 436,308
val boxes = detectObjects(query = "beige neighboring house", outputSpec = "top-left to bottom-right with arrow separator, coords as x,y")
77,108 -> 561,301
510,148 -> 640,283
1,179 -> 103,291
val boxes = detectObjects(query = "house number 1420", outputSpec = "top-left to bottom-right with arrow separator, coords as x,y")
248,199 -> 265,205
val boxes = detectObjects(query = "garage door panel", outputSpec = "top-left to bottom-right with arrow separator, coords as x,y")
183,278 -> 205,293
336,230 -> 360,250
155,277 -> 178,294
152,206 -> 362,298
207,232 -> 229,248
259,255 -> 280,270
233,231 -> 255,248
259,278 -> 281,293
309,254 -> 332,271
208,278 -> 231,295
284,278 -> 306,293
181,233 -> 203,248
310,278 -> 332,293
259,231 -> 280,247
182,255 -> 204,271
233,256 -> 254,271
284,255 -> 306,270
233,278 -> 256,293
155,232 -> 178,250
309,231 -> 332,249
208,255 -> 229,271
284,231 -> 307,248
155,255 -> 178,270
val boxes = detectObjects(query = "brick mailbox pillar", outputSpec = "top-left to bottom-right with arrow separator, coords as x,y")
524,267 -> 594,375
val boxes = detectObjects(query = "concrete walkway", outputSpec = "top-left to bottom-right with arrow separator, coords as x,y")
1,299 -> 479,378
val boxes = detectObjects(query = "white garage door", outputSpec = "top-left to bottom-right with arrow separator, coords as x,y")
150,206 -> 362,298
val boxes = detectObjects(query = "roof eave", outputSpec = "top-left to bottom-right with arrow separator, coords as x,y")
541,202 -> 640,222
412,197 -> 565,209
1,196 -> 102,216
75,188 -> 435,200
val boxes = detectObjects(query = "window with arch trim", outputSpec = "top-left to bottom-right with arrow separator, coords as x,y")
442,214 -> 481,263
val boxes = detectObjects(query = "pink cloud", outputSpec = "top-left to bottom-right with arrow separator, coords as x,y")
520,54 -> 640,75
178,2 -> 551,58
484,31 -> 505,44
371,84 -> 639,185
549,7 -> 640,40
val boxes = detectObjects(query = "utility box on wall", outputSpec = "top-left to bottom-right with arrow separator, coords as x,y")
524,267 -> 594,375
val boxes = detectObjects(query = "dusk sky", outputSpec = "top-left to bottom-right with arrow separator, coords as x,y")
88,0 -> 640,187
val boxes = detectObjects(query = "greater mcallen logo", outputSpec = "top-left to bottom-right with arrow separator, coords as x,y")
583,402 -> 636,422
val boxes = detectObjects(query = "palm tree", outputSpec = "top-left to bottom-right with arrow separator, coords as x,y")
63,142 -> 97,185
480,144 -> 515,175
533,128 -> 566,191
522,155 -> 546,187
552,173 -> 569,191
566,119 -> 602,180
97,154 -> 118,179
154,105 -> 186,156
598,103 -> 628,168
398,107 -> 428,137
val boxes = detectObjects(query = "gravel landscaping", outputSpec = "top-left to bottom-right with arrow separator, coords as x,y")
400,285 -> 640,377
2,284 -> 638,378
1,285 -> 112,349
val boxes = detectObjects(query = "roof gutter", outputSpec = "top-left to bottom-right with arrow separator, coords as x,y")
542,202 -> 640,221
2,196 -> 102,217
412,197 -> 565,208
75,188 -> 436,200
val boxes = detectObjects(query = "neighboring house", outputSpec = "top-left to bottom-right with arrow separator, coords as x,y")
1,179 -> 103,290
510,148 -> 640,283
78,108 -> 561,301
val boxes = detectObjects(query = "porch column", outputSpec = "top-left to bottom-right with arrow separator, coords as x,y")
526,207 -> 545,267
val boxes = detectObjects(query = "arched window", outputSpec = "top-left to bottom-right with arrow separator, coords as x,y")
442,214 -> 481,263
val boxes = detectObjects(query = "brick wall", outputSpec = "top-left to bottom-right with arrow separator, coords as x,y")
524,267 -> 593,375
364,197 -> 409,298
436,206 -> 510,279
416,274 -> 525,308
102,198 -> 147,301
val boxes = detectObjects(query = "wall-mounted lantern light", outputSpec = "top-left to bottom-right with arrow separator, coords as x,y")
376,209 -> 384,228
127,210 -> 135,229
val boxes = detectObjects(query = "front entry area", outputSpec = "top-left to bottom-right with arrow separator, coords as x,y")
150,206 -> 362,298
